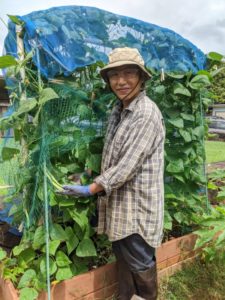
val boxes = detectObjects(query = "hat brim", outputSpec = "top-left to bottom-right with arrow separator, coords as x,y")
100,61 -> 152,82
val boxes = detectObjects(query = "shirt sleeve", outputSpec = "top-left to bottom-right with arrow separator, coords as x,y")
94,107 -> 164,196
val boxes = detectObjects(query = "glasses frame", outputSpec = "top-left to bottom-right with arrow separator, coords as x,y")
107,66 -> 140,81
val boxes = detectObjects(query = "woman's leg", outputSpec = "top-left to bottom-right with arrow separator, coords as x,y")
112,234 -> 157,300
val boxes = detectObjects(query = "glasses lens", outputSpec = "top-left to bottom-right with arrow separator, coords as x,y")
107,67 -> 139,80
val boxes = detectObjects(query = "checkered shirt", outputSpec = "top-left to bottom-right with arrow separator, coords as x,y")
94,91 -> 165,247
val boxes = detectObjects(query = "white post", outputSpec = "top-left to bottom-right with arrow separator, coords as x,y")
16,25 -> 26,82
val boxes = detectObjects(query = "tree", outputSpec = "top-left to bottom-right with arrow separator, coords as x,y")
210,63 -> 225,104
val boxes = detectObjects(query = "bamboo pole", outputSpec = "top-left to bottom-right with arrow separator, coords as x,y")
16,25 -> 26,83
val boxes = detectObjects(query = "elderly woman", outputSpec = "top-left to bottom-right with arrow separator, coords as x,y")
61,47 -> 165,300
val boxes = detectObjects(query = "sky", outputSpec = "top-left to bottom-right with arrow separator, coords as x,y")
0,0 -> 225,56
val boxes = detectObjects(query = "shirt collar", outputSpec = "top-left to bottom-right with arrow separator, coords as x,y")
124,91 -> 146,112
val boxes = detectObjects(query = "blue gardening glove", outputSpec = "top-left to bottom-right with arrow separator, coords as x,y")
58,185 -> 92,197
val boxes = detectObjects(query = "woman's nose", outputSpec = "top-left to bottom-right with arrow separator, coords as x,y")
117,73 -> 126,84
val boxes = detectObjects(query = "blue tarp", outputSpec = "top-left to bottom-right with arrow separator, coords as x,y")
4,5 -> 206,78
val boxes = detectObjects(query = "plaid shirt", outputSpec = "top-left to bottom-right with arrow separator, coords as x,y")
95,91 -> 165,247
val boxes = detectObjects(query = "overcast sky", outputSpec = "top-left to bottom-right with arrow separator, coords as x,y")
0,0 -> 225,56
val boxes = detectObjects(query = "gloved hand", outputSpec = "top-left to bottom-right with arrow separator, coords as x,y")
57,185 -> 93,197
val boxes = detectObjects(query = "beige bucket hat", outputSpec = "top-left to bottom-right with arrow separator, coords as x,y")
100,47 -> 151,82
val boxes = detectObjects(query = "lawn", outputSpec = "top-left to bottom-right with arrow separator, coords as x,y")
159,250 -> 225,300
205,140 -> 225,163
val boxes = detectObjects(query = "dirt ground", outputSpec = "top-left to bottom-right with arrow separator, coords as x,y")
206,161 -> 225,173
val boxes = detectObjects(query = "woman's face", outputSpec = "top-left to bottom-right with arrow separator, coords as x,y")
107,65 -> 143,106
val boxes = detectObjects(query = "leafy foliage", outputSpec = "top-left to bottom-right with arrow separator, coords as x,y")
194,169 -> 225,261
206,52 -> 225,104
146,70 -> 212,236
210,63 -> 225,104
0,48 -> 216,297
0,54 -> 115,297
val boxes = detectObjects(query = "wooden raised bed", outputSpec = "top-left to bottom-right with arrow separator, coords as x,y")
0,233 -> 198,300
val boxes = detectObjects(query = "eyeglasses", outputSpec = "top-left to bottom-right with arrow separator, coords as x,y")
107,67 -> 140,81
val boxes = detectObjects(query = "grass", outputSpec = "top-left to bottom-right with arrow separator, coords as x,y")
158,250 -> 225,300
205,140 -> 225,163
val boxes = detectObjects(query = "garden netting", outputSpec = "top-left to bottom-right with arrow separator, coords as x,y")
4,5 -> 206,78
0,5 -> 210,297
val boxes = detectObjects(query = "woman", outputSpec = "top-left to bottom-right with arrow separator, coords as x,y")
61,47 -> 165,300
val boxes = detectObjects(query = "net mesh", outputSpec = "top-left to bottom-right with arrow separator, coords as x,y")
4,5 -> 206,79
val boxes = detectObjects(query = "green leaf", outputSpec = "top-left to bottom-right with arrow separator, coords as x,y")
166,109 -> 180,119
207,182 -> 218,190
56,266 -> 74,281
74,90 -> 89,101
180,113 -> 195,122
75,143 -> 88,164
65,227 -> 79,255
18,269 -> 36,289
77,104 -> 92,120
189,75 -> 211,90
39,88 -> 59,105
173,83 -> 191,97
83,127 -> 97,137
207,52 -> 224,62
32,107 -> 41,126
190,169 -> 206,183
197,70 -> 212,79
18,248 -> 36,268
0,248 -> 7,260
15,98 -> 37,116
174,212 -> 184,223
166,72 -> 185,79
19,287 -> 38,300
167,118 -> 184,128
7,15 -> 24,25
192,126 -> 205,139
86,154 -> 101,173
173,174 -> 185,183
2,147 -> 20,161
166,159 -> 184,173
179,129 -> 192,143
33,226 -> 45,250
154,85 -> 166,94
69,210 -> 88,232
194,228 -> 218,249
0,55 -> 18,68
58,198 -> 75,207
40,257 -> 57,276
56,251 -> 72,267
73,222 -> 84,240
210,66 -> 225,77
76,238 -> 97,257
202,97 -> 212,107
37,185 -> 44,201
13,244 -> 27,256
163,211 -> 173,230
42,240 -> 61,256
50,223 -> 66,241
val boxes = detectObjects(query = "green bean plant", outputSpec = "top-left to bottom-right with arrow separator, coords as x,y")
194,169 -> 225,261
0,50 -> 222,298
